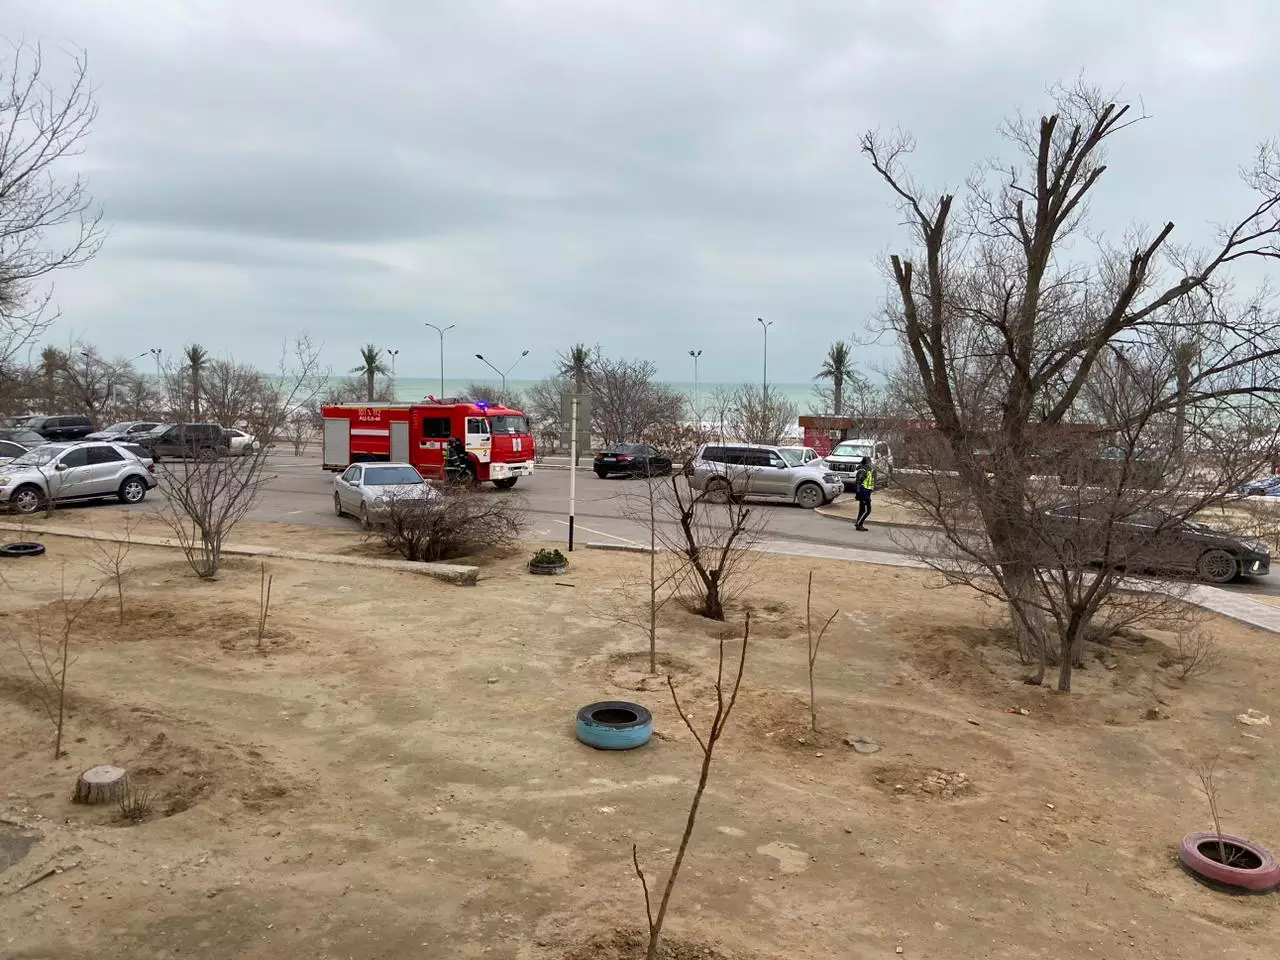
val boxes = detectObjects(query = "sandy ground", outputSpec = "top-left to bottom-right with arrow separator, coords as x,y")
1,516 -> 1279,960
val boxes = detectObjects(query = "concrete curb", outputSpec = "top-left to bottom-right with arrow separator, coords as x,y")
583,541 -> 655,554
814,504 -> 939,533
0,522 -> 479,586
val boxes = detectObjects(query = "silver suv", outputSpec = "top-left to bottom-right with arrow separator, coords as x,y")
688,443 -> 844,509
0,441 -> 156,515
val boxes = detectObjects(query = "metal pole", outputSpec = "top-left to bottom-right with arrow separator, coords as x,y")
425,323 -> 455,397
475,349 -> 529,399
568,394 -> 578,551
689,349 -> 701,414
757,318 -> 772,406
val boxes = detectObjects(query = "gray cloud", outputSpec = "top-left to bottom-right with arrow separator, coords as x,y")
15,0 -> 1280,383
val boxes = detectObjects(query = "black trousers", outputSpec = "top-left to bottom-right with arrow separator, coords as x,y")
855,495 -> 871,527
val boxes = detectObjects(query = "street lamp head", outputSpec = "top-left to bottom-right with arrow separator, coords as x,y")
520,349 -> 529,358
475,353 -> 485,360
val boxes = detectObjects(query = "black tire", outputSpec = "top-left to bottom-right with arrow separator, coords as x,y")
795,482 -> 825,509
493,477 -> 518,489
0,541 -> 45,558
8,484 -> 45,516
594,469 -> 608,479
575,701 -> 654,750
1197,549 -> 1239,584
196,446 -> 218,462
359,504 -> 371,531
334,493 -> 344,518
118,476 -> 148,505
704,478 -> 733,504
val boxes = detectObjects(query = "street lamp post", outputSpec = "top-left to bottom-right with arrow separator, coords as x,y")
757,318 -> 773,405
424,323 -> 455,398
474,349 -> 530,394
688,349 -> 702,414
148,347 -> 163,382
386,348 -> 399,378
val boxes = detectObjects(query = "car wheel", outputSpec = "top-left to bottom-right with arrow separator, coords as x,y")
704,478 -> 732,504
795,482 -> 825,509
334,493 -> 344,518
359,504 -> 370,531
1197,548 -> 1239,584
10,484 -> 44,515
196,446 -> 217,461
118,477 -> 147,504
493,477 -> 518,489
594,469 -> 608,479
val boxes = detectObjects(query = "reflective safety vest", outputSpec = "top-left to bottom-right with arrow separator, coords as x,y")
860,468 -> 876,492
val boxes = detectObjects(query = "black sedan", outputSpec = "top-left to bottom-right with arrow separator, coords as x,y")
1041,501 -> 1269,584
593,443 -> 674,479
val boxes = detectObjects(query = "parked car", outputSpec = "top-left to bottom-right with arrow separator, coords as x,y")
778,445 -> 824,466
85,420 -> 161,442
593,443 -> 674,479
25,414 -> 94,441
222,427 -> 259,456
0,439 -> 29,463
0,441 -> 157,515
823,438 -> 894,490
333,462 -> 440,529
0,428 -> 46,447
117,442 -> 157,475
138,423 -> 229,460
687,443 -> 844,509
1239,475 -> 1280,497
1040,500 -> 1270,584
1058,445 -> 1165,490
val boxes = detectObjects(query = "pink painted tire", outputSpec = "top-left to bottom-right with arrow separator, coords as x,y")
1179,833 -> 1280,892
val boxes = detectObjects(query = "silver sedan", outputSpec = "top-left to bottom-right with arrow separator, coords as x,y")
333,462 -> 441,529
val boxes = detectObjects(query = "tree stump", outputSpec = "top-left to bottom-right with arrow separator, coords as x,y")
72,765 -> 129,805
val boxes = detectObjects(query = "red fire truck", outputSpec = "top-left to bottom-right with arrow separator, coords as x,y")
320,399 -> 536,488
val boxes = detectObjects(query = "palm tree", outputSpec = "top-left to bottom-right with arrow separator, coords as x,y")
352,343 -> 390,401
184,343 -> 209,419
558,342 -> 594,393
816,340 -> 857,415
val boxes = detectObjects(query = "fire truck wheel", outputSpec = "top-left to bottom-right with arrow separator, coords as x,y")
493,477 -> 518,489
333,493 -> 344,518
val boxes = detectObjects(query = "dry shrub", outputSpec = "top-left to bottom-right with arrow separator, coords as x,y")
379,485 -> 524,562
1172,626 -> 1221,682
117,783 -> 155,823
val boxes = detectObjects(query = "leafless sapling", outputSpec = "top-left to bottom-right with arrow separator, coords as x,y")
156,336 -> 326,578
257,562 -> 274,649
4,567 -> 102,759
1191,755 -> 1253,867
632,615 -> 750,960
378,485 -> 525,562
805,571 -> 839,732
654,472 -> 766,621
1172,626 -> 1221,683
86,514 -> 139,625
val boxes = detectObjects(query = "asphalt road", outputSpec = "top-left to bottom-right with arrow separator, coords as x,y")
123,451 -> 1280,599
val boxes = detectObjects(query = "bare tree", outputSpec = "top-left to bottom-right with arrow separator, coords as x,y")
156,337 -> 326,578
526,376 -> 570,454
653,474 -> 766,621
86,514 -> 138,625
282,408 -> 315,455
199,360 -> 271,429
633,618 -> 749,960
3,568 -> 102,758
725,384 -> 797,444
805,571 -> 839,732
256,562 -> 273,650
1172,625 -> 1221,682
54,343 -> 138,421
378,485 -> 525,562
0,44 -> 103,383
460,381 -> 525,411
591,356 -> 684,445
864,82 -> 1280,689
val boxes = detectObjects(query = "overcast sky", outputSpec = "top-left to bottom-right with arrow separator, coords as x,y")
13,0 -> 1280,382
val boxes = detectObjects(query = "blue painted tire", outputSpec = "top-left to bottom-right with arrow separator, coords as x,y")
576,701 -> 653,750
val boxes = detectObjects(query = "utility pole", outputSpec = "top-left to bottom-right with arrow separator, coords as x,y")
688,349 -> 702,415
386,348 -> 399,378
475,349 -> 530,394
568,394 -> 578,551
757,318 -> 773,406
424,323 -> 455,398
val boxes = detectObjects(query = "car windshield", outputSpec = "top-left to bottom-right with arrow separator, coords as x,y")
489,415 -> 527,434
832,443 -> 872,459
777,448 -> 804,467
100,422 -> 134,433
13,446 -> 63,466
1,430 -> 43,445
148,424 -> 170,435
363,466 -> 424,486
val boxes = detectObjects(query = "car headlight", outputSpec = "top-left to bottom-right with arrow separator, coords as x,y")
1248,540 -> 1269,554
823,473 -> 840,483
374,495 -> 388,505
0,477 -> 8,485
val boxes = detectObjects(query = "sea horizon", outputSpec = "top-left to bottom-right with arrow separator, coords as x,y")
386,377 -> 827,411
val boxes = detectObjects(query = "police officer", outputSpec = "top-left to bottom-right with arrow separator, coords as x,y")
853,455 -> 875,531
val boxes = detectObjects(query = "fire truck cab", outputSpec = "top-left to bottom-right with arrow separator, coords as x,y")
321,399 -> 535,488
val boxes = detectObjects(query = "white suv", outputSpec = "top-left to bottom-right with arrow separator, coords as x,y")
687,443 -> 844,509
0,441 -> 156,515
